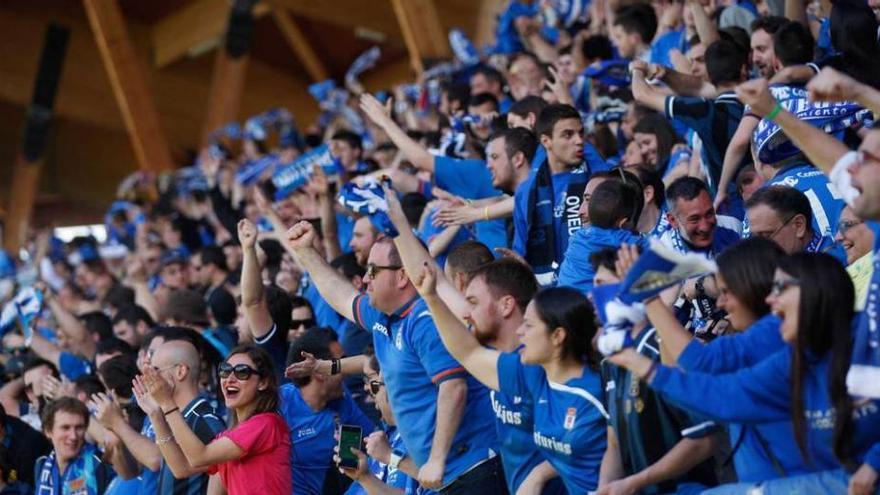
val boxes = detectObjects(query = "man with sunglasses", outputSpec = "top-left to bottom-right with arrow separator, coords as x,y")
285,221 -> 503,493
141,340 -> 224,495
746,185 -> 846,263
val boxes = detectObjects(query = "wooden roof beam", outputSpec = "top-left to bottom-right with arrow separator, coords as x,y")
389,0 -> 451,74
268,0 -> 401,39
82,0 -> 174,173
271,7 -> 329,82
151,0 -> 270,68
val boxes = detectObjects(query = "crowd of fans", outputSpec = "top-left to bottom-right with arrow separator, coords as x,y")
1,0 -> 880,493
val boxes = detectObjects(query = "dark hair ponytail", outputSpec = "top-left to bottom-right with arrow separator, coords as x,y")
777,253 -> 855,465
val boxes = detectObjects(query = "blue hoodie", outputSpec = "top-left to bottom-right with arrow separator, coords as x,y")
674,315 -> 812,481
652,346 -> 880,474
557,226 -> 648,294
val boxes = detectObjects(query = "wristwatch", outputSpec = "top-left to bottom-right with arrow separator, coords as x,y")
388,448 -> 406,470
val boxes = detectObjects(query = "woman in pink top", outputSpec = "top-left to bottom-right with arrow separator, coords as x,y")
139,345 -> 292,494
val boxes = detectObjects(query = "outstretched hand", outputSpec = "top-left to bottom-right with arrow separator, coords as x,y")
284,351 -> 331,379
360,93 -> 394,129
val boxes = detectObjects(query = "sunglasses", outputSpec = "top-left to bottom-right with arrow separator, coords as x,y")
367,380 -> 385,395
291,318 -> 316,329
365,263 -> 402,279
770,278 -> 801,297
218,362 -> 261,380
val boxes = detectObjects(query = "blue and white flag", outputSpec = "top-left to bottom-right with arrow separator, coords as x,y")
309,80 -> 337,104
449,29 -> 480,67
592,283 -> 643,356
236,153 -> 280,186
550,0 -> 590,27
619,239 -> 717,302
753,85 -> 872,164
0,287 -> 43,340
337,178 -> 399,237
346,47 -> 381,85
271,144 -> 337,200
244,115 -> 268,141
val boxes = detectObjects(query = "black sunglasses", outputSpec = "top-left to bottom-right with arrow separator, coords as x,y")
218,362 -> 262,380
367,380 -> 385,395
770,278 -> 801,297
365,263 -> 402,279
291,318 -> 316,329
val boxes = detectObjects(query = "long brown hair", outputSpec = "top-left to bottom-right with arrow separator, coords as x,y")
224,345 -> 279,427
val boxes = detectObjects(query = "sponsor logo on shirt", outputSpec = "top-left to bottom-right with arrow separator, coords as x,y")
490,391 -> 523,426
297,427 -> 317,439
533,430 -> 572,455
565,194 -> 582,236
372,322 -> 389,337
563,407 -> 577,430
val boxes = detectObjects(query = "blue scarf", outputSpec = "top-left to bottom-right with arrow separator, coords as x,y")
37,444 -> 101,495
337,180 -> 398,237
525,159 -> 588,280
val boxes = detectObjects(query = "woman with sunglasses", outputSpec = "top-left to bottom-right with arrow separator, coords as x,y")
410,263 -> 608,494
138,344 -> 291,494
610,253 -> 880,494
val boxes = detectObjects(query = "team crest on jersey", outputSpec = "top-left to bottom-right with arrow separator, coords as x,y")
394,329 -> 403,350
563,407 -> 577,430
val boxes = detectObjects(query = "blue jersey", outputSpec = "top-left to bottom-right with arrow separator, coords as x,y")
419,207 -> 475,268
351,295 -> 498,486
557,226 -> 648,295
652,346 -> 880,473
337,212 -> 355,254
850,224 -> 880,399
434,156 -> 508,253
58,352 -> 93,381
36,444 -> 114,495
279,384 -> 375,494
344,426 -> 419,495
768,163 -> 844,241
491,388 -> 566,495
675,314 -> 810,481
496,353 -> 608,493
650,29 -> 688,68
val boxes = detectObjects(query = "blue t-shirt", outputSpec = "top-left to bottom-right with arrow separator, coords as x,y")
59,352 -> 93,381
351,295 -> 498,486
280,384 -> 375,494
337,212 -> 355,254
434,156 -> 508,253
496,353 -> 608,493
650,29 -> 688,68
557,226 -> 648,294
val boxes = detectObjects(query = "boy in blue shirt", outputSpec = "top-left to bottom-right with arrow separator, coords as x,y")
557,178 -> 648,294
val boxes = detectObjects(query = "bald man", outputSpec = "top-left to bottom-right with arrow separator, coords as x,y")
149,340 -> 225,495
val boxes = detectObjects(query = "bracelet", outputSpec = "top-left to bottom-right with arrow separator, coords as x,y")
483,206 -> 490,221
156,434 -> 174,445
162,406 -> 179,416
330,358 -> 341,375
766,102 -> 783,121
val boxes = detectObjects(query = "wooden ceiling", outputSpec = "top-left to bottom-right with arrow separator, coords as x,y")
0,0 -> 503,229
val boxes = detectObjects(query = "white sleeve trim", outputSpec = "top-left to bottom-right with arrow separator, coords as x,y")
681,420 -> 716,437
547,381 -> 610,419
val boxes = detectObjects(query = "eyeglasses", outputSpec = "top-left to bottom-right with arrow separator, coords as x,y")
366,380 -> 385,395
838,219 -> 864,236
754,215 -> 795,240
291,318 -> 316,329
770,278 -> 801,297
218,362 -> 262,380
365,263 -> 402,279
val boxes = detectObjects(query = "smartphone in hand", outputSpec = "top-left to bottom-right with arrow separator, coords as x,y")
337,425 -> 363,469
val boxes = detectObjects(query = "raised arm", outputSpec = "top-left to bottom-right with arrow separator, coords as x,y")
737,78 -> 850,174
713,116 -> 758,209
237,219 -> 273,339
687,0 -> 719,46
382,185 -> 469,319
91,392 -> 162,474
630,64 -> 669,113
410,263 -> 501,390
360,94 -> 435,174
419,377 -> 467,489
308,167 -> 342,261
286,221 -> 358,322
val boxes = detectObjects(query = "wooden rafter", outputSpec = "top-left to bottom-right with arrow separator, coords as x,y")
389,0 -> 451,74
271,7 -> 329,82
